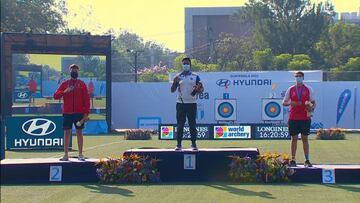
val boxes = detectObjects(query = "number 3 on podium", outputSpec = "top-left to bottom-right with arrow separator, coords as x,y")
322,169 -> 335,184
184,154 -> 196,170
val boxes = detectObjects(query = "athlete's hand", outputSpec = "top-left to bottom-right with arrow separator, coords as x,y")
290,101 -> 301,106
173,76 -> 180,84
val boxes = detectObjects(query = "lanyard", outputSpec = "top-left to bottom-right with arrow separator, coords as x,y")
295,85 -> 303,101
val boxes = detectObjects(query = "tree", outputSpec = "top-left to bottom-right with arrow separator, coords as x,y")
214,33 -> 258,71
288,54 -> 312,70
111,30 -> 178,82
240,0 -> 334,55
174,54 -> 220,72
254,48 -> 273,70
273,54 -> 292,70
1,0 -> 67,33
329,57 -> 360,81
316,21 -> 360,69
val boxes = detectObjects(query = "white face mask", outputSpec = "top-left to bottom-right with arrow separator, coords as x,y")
296,77 -> 303,84
182,64 -> 190,71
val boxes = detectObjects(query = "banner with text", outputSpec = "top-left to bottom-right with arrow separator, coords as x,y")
5,116 -> 71,150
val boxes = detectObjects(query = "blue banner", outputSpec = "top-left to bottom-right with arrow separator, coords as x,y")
336,89 -> 352,125
13,90 -> 30,103
5,116 -> 70,150
354,88 -> 358,128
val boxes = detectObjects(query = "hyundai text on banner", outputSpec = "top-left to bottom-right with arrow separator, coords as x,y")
5,116 -> 70,150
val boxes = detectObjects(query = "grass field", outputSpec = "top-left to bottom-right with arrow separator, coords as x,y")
1,134 -> 360,203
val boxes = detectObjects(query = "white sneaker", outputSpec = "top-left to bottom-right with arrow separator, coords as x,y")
78,154 -> 86,161
175,145 -> 182,151
59,155 -> 69,161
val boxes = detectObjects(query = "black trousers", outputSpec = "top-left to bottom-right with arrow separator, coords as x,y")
176,103 -> 197,144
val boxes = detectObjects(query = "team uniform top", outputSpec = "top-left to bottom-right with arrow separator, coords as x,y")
283,84 -> 314,120
175,71 -> 200,104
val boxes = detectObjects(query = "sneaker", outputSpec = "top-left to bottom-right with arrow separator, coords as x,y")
59,155 -> 69,161
304,160 -> 313,167
78,154 -> 86,161
191,144 -> 198,150
175,145 -> 182,151
289,160 -> 297,167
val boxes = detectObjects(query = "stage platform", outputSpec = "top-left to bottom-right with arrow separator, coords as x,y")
289,164 -> 360,183
1,158 -> 99,184
1,148 -> 359,184
124,148 -> 260,182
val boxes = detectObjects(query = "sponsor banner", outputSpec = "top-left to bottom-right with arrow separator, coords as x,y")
14,90 -> 30,103
159,124 -> 211,140
5,116 -> 71,150
253,124 -> 290,139
214,125 -> 251,139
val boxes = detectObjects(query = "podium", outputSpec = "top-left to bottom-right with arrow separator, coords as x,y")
124,148 -> 260,182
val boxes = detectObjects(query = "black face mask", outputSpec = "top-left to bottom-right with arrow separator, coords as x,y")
71,71 -> 78,79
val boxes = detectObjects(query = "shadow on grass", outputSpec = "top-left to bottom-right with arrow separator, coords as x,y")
83,184 -> 134,197
325,184 -> 360,193
207,184 -> 275,199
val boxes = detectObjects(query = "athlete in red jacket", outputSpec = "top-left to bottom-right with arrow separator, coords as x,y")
54,64 -> 90,161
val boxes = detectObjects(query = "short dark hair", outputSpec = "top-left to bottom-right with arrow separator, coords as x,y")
182,57 -> 191,64
69,64 -> 79,70
295,71 -> 304,77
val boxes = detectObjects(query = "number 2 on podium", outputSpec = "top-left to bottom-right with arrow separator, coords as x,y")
49,166 -> 62,182
184,154 -> 196,170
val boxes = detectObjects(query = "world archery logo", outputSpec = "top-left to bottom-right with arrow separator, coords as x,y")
160,126 -> 174,139
214,126 -> 228,138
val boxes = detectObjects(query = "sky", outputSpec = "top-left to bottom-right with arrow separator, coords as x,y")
64,0 -> 359,52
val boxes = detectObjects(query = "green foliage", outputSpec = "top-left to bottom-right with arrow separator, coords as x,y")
41,65 -> 61,81
329,57 -> 360,81
77,55 -> 106,80
273,54 -> 292,70
242,0 -> 334,55
0,0 -> 67,33
316,22 -> 360,68
111,30 -> 176,82
254,48 -> 273,70
288,57 -> 312,70
214,33 -> 258,71
173,54 -> 220,73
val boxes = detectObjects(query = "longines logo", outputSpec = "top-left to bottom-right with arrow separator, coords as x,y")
22,118 -> 56,136
17,92 -> 28,99
216,79 -> 231,87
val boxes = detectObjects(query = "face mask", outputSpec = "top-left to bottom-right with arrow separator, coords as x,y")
71,71 -> 78,79
296,77 -> 303,84
182,64 -> 190,71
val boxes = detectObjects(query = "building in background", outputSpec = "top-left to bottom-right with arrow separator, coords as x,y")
185,7 -> 251,63
334,9 -> 360,26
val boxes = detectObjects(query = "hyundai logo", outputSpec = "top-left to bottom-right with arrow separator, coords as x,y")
216,79 -> 231,87
18,92 -> 28,99
22,118 -> 56,136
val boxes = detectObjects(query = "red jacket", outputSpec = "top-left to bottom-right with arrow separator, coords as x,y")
54,79 -> 90,114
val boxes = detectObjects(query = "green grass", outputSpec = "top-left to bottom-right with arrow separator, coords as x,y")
5,134 -> 360,164
1,183 -> 359,203
2,134 -> 360,203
